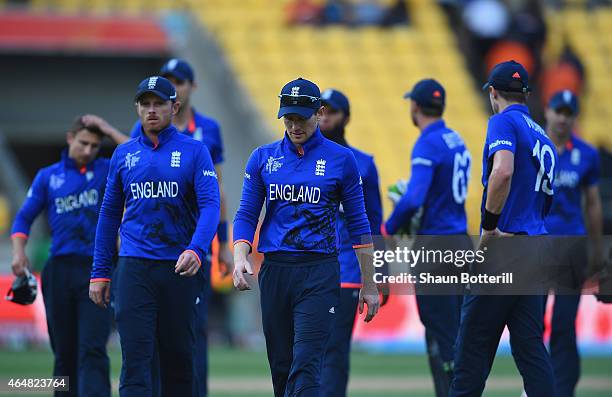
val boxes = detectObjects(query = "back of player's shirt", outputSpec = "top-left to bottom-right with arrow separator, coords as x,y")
416,120 -> 470,235
482,104 -> 557,235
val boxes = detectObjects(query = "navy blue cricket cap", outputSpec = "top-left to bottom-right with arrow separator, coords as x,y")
404,78 -> 445,109
160,58 -> 194,82
548,89 -> 579,115
134,76 -> 177,102
278,78 -> 321,119
482,60 -> 531,93
321,88 -> 350,116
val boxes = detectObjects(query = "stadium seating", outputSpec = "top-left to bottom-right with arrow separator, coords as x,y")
193,0 -> 488,233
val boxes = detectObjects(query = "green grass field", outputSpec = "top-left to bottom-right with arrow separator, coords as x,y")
0,347 -> 611,396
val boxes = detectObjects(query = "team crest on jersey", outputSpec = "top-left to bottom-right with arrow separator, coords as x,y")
171,151 -> 181,168
86,171 -> 94,181
315,159 -> 326,176
49,173 -> 65,190
265,156 -> 284,174
571,148 -> 581,165
125,151 -> 141,170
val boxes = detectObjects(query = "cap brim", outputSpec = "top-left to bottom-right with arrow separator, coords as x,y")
161,70 -> 191,82
135,89 -> 174,102
277,106 -> 316,119
482,82 -> 491,91
403,91 -> 414,100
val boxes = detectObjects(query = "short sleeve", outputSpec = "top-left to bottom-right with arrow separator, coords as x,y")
486,115 -> 516,158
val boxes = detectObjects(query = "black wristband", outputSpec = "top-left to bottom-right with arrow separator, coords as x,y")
482,209 -> 500,231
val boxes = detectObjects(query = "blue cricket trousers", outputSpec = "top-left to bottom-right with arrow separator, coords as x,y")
259,253 -> 340,397
449,294 -> 555,397
114,257 -> 202,397
320,287 -> 359,397
41,255 -> 112,397
150,259 -> 210,397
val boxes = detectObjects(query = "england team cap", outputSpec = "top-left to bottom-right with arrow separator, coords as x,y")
134,76 -> 177,103
278,77 -> 321,119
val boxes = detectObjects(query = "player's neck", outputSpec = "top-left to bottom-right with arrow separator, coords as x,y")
418,117 -> 441,132
173,104 -> 193,130
548,129 -> 571,152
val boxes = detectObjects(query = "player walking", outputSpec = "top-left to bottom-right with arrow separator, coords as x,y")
318,88 -> 384,397
449,60 -> 556,397
89,76 -> 220,397
544,90 -> 602,397
232,78 -> 380,397
11,116 -> 126,396
383,79 -> 472,397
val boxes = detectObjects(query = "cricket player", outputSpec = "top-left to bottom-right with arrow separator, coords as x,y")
544,90 -> 602,397
383,79 -> 471,397
89,76 -> 220,396
232,78 -> 380,397
128,58 -> 230,397
449,60 -> 556,397
318,88 -> 383,397
11,115 -> 127,396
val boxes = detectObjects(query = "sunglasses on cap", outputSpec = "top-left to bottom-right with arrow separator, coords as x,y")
279,94 -> 320,107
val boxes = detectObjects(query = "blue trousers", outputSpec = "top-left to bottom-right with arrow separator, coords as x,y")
114,257 -> 202,397
449,295 -> 555,397
150,260 -> 210,397
416,294 -> 463,397
41,255 -> 111,397
545,295 -> 581,397
259,254 -> 340,397
321,287 -> 359,397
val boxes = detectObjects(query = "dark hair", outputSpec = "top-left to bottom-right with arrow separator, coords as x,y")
497,90 -> 528,104
69,116 -> 103,137
420,106 -> 444,117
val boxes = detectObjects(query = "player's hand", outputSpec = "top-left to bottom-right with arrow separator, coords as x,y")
175,251 -> 200,277
478,228 -> 512,251
359,283 -> 380,322
218,243 -> 234,277
11,252 -> 30,277
81,114 -> 112,135
89,281 -> 111,308
232,256 -> 253,291
378,282 -> 390,307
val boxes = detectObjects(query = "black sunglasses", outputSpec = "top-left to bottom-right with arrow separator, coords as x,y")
279,94 -> 320,107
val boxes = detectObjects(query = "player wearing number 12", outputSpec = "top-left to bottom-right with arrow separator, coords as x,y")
449,61 -> 556,397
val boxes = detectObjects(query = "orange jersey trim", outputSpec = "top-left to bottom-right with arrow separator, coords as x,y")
233,239 -> 253,249
353,243 -> 374,249
90,278 -> 111,283
341,282 -> 362,288
11,232 -> 28,240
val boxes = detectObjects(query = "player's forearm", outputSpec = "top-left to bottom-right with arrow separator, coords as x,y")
11,235 -> 27,256
485,154 -> 513,214
585,187 -> 603,257
355,245 -> 376,288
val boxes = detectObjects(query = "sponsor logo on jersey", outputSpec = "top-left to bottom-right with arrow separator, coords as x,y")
488,140 -> 513,150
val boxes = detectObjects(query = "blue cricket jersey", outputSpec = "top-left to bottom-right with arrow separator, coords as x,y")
233,129 -> 373,255
482,104 -> 557,235
11,150 -> 109,258
130,108 -> 224,165
337,147 -> 382,287
385,120 -> 470,235
91,125 -> 220,281
545,135 -> 599,235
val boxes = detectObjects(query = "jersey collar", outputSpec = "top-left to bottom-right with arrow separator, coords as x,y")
185,107 -> 198,134
282,127 -> 324,157
139,125 -> 178,150
421,119 -> 446,135
502,104 -> 529,115
61,149 -> 90,174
